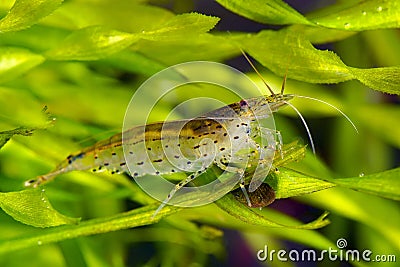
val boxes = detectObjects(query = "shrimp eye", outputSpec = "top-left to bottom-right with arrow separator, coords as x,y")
240,100 -> 248,107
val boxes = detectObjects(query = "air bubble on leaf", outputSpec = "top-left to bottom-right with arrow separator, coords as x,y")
359,172 -> 365,177
377,6 -> 383,12
37,240 -> 42,245
362,11 -> 367,16
344,23 -> 351,29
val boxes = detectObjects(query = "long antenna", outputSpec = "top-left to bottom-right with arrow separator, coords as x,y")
284,101 -> 316,155
295,95 -> 359,134
240,49 -> 275,96
281,73 -> 287,95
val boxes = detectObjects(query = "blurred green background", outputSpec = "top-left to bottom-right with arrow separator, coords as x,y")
0,0 -> 399,266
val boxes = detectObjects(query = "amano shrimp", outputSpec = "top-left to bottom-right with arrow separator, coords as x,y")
25,92 -> 293,215
24,66 -> 358,216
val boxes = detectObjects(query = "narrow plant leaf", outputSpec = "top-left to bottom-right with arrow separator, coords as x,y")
331,167 -> 400,201
53,1 -> 174,32
216,193 -> 330,229
270,168 -> 336,199
217,0 -> 400,31
45,13 -> 219,61
242,29 -> 354,84
141,13 -> 220,40
241,29 -> 400,94
45,26 -> 139,60
0,0 -> 62,32
349,66 -> 400,94
310,0 -> 400,31
0,204 -> 180,254
216,0 -> 311,25
277,167 -> 400,202
0,47 -> 45,83
0,188 -> 79,227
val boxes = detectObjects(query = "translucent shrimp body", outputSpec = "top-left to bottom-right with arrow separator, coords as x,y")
25,94 -> 293,214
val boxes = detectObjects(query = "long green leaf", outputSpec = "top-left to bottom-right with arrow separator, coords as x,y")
216,0 -> 311,25
0,188 -> 79,227
141,13 -> 220,40
277,167 -> 400,202
0,203 -> 180,254
241,28 -> 400,94
45,26 -> 139,60
0,0 -> 62,32
217,0 -> 400,31
45,13 -> 220,61
332,168 -> 400,200
216,193 -> 330,229
310,0 -> 400,31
